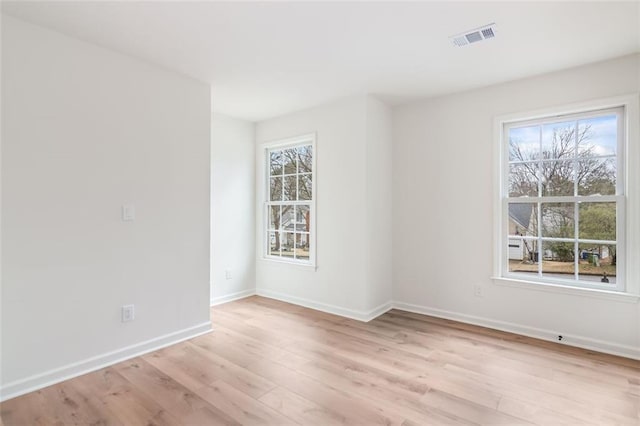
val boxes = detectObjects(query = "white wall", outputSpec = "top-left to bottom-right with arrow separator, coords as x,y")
254,95 -> 394,319
365,97 -> 393,310
393,54 -> 640,358
1,16 -> 212,399
211,113 -> 256,304
255,96 -> 370,317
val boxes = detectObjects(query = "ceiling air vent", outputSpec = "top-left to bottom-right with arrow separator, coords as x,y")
482,27 -> 495,39
450,23 -> 496,47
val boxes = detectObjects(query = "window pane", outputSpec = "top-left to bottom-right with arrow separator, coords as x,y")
507,238 -> 536,263
541,240 -> 575,278
541,203 -> 574,238
283,148 -> 297,174
508,238 -> 538,273
270,150 -> 283,176
298,174 -> 312,200
268,206 -> 280,230
542,121 -> 576,160
268,231 -> 280,257
508,203 -> 538,237
578,115 -> 617,157
509,162 -> 538,197
298,145 -> 313,173
270,177 -> 282,201
284,176 -> 297,201
295,205 -> 310,232
577,158 -> 616,196
281,206 -> 294,232
295,233 -> 310,260
578,243 -> 616,285
579,202 -> 616,241
541,160 -> 574,196
509,125 -> 540,161
281,233 -> 295,258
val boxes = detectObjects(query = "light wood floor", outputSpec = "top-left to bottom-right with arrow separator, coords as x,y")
1,296 -> 639,425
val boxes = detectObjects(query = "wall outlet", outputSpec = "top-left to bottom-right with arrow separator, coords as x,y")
225,269 -> 232,280
473,284 -> 483,298
121,204 -> 135,222
121,304 -> 135,322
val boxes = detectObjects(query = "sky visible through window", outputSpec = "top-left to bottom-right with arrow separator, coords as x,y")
509,115 -> 617,161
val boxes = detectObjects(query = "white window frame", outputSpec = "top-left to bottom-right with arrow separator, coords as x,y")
493,95 -> 640,299
262,133 -> 316,267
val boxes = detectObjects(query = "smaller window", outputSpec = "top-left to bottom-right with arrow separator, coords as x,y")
264,135 -> 315,265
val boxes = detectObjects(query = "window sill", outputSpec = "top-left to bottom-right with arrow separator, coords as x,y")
491,276 -> 639,303
259,257 -> 317,271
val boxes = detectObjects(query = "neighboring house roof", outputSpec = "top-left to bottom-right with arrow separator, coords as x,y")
509,204 -> 533,230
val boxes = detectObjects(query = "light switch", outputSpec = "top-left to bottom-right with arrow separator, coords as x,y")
122,204 -> 135,221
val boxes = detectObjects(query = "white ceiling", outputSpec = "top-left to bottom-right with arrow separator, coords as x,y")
3,1 -> 639,122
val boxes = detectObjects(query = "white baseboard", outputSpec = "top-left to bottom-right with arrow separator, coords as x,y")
0,321 -> 212,402
365,300 -> 395,322
256,288 -> 392,322
392,301 -> 640,361
210,288 -> 256,306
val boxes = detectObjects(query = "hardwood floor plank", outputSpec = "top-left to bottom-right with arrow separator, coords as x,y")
212,310 -> 295,348
184,406 -> 244,426
497,396 -> 599,426
35,381 -> 122,426
142,344 -> 217,391
1,389 -> 66,426
420,388 -> 532,425
142,339 -> 278,399
434,361 -> 636,424
189,328 -> 283,368
199,324 -> 304,366
73,367 -> 180,426
182,341 -> 279,399
292,358 -> 477,425
246,358 -> 405,425
259,386 -> 348,425
193,380 -> 297,425
441,359 -> 638,420
114,357 -> 238,424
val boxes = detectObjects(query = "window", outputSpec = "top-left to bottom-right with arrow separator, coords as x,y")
264,134 -> 315,265
500,106 -> 626,292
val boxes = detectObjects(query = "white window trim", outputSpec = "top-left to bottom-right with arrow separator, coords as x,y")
261,133 -> 317,269
492,94 -> 640,300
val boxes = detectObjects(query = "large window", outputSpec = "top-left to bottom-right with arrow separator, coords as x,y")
264,135 -> 315,265
501,107 -> 625,291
